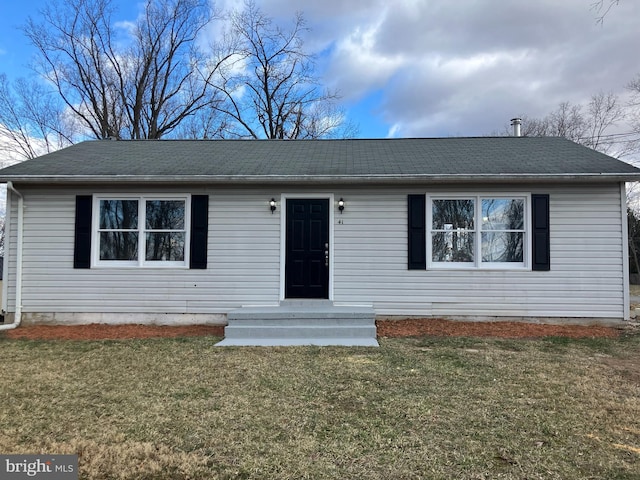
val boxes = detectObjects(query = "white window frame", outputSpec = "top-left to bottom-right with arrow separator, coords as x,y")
426,193 -> 531,270
92,194 -> 191,268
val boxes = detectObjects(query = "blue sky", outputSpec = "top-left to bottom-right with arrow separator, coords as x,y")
0,1 -> 42,77
0,0 -> 139,74
1,0 -> 640,141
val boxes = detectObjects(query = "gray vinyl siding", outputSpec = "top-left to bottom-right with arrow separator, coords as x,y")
333,184 -> 625,319
3,182 -> 627,320
7,186 -> 282,314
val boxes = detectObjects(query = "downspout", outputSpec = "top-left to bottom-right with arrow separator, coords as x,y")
621,182 -> 631,321
0,181 -> 23,330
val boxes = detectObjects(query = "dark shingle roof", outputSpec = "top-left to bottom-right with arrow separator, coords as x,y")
1,137 -> 639,184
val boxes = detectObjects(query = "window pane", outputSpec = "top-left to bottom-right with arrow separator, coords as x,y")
432,199 -> 475,229
482,199 -> 524,230
432,231 -> 474,262
99,200 -> 138,229
100,232 -> 138,260
146,200 -> 185,230
145,233 -> 185,261
482,232 -> 524,262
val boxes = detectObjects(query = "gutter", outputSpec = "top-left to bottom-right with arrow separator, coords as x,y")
1,172 -> 640,185
0,182 -> 23,331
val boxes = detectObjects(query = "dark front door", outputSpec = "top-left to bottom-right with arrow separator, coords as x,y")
285,199 -> 330,299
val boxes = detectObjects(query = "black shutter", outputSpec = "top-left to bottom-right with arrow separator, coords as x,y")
531,194 -> 550,271
408,194 -> 426,270
190,195 -> 209,269
74,195 -> 92,269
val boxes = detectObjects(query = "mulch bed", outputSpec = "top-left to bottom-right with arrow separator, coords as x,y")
376,319 -> 620,339
1,324 -> 225,341
0,319 -> 621,341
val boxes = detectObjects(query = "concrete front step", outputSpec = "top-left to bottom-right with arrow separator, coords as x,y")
227,306 -> 374,321
216,337 -> 380,347
223,324 -> 377,339
226,313 -> 375,326
215,302 -> 379,347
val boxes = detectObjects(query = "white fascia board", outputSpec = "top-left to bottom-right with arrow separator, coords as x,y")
2,173 -> 640,184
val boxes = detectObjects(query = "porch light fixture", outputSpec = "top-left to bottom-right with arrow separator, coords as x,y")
338,198 -> 345,213
270,198 -> 277,214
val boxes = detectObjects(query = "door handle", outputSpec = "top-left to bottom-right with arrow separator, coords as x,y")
324,243 -> 329,267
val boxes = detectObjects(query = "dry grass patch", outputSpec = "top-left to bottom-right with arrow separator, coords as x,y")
1,335 -> 639,479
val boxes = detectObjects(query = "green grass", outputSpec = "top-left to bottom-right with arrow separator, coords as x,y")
1,335 -> 640,479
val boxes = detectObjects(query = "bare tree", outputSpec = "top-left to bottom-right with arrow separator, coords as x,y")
22,0 -> 228,140
121,0 -> 231,139
549,102 -> 588,141
582,91 -> 629,155
3,0 -> 354,149
592,0 -> 620,23
25,0 -> 126,139
0,75 -> 76,161
515,102 -> 587,141
626,75 -> 640,152
510,93 -> 632,157
211,1 -> 354,139
172,111 -> 229,139
629,207 -> 640,278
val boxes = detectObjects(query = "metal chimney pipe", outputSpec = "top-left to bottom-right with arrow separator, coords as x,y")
510,118 -> 522,137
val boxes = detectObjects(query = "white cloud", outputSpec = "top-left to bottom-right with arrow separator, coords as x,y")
113,20 -> 136,33
7,0 -> 640,141
386,123 -> 401,138
294,0 -> 640,138
327,16 -> 406,101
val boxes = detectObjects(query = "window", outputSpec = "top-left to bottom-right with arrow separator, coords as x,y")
481,198 -> 524,264
95,196 -> 189,267
431,198 -> 475,263
144,200 -> 186,262
99,200 -> 139,261
428,195 -> 528,269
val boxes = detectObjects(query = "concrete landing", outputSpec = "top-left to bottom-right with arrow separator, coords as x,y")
215,302 -> 379,347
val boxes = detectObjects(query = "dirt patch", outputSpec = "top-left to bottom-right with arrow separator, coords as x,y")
0,319 -> 622,341
599,357 -> 640,385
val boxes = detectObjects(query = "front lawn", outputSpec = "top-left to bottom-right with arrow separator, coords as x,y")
1,334 -> 639,479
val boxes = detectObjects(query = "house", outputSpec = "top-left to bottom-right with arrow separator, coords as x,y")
0,137 -> 639,345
